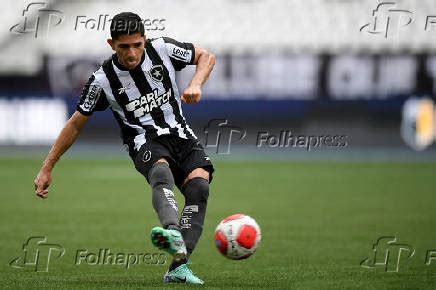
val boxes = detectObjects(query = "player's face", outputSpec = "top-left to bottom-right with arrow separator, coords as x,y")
108,33 -> 145,70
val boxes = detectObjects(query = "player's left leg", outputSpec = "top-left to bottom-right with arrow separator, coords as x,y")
179,168 -> 210,256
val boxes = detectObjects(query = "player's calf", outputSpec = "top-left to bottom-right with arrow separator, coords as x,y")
180,177 -> 210,255
148,162 -> 179,229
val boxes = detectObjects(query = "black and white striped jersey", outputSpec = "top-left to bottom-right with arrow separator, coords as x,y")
76,37 -> 197,152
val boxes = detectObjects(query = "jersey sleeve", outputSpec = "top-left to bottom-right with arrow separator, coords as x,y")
162,37 -> 195,71
76,74 -> 109,116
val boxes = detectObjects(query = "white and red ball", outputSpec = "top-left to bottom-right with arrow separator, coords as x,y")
214,214 -> 261,260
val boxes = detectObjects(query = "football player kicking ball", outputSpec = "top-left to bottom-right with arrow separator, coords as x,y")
34,12 -> 216,284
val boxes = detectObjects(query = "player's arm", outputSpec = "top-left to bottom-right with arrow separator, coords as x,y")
34,71 -> 108,199
181,46 -> 216,104
34,111 -> 89,199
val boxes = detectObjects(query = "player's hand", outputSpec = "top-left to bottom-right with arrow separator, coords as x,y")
34,169 -> 52,199
181,84 -> 202,104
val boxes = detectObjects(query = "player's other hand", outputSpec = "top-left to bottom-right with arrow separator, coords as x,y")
34,169 -> 52,199
181,84 -> 202,104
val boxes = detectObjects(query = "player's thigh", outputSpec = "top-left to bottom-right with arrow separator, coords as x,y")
180,142 -> 215,186
183,167 -> 210,185
132,141 -> 172,182
155,158 -> 169,165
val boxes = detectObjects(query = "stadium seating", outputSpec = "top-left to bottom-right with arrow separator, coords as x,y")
2,0 -> 436,74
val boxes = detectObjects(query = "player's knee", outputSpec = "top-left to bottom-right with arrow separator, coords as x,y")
186,168 -> 209,182
148,162 -> 174,188
183,177 -> 209,203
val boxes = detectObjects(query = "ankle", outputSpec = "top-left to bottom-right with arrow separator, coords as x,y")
166,224 -> 181,232
169,257 -> 187,271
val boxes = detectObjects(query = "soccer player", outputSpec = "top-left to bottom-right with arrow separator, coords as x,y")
33,12 -> 215,284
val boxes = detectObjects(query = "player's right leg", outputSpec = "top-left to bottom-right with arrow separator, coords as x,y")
148,159 -> 187,261
148,159 -> 179,229
131,141 -> 187,262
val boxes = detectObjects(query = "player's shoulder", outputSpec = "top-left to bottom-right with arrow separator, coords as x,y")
147,36 -> 183,49
149,36 -> 194,62
96,55 -> 116,79
84,62 -> 109,89
146,37 -> 173,59
147,36 -> 166,49
91,66 -> 106,84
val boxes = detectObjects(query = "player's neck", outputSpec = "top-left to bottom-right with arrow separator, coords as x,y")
112,52 -> 145,71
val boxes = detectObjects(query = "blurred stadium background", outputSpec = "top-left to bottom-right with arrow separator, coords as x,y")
1,0 -> 436,153
1,0 -> 436,288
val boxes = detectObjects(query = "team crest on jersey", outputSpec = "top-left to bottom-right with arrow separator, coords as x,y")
149,65 -> 164,82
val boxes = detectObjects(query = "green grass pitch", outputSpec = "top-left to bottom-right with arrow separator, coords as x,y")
0,157 -> 435,289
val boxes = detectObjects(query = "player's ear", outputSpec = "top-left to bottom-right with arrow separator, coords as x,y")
107,38 -> 115,50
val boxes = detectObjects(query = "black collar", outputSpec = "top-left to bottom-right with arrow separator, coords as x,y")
112,51 -> 145,71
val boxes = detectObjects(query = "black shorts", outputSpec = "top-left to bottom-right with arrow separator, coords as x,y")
130,135 -> 214,189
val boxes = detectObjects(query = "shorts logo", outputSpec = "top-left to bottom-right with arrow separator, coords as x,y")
149,65 -> 163,82
142,150 -> 152,163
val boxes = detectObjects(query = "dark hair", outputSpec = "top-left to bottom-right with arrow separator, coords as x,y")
110,12 -> 144,39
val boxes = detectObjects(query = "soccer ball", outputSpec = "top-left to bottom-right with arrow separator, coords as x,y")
214,214 -> 261,260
